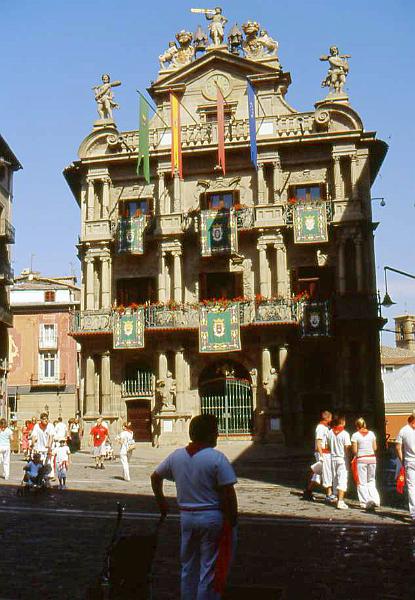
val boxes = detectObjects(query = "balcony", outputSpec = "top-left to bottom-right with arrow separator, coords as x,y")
0,219 -> 15,244
0,306 -> 13,327
283,200 -> 333,225
30,374 -> 66,388
70,309 -> 113,335
80,219 -> 112,243
121,375 -> 154,398
0,261 -> 13,284
253,299 -> 296,324
39,333 -> 58,350
145,305 -> 200,329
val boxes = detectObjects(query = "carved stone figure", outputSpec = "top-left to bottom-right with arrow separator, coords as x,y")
320,46 -> 351,95
159,41 -> 179,70
173,30 -> 195,67
249,368 -> 258,388
93,74 -> 121,120
263,367 -> 278,401
258,29 -> 278,56
192,7 -> 228,46
156,371 -> 176,410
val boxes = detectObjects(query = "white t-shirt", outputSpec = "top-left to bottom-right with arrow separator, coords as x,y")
315,423 -> 329,451
55,444 -> 70,466
351,430 -> 376,457
328,429 -> 351,458
0,427 -> 13,448
396,424 -> 415,463
32,423 -> 55,451
54,422 -> 67,440
155,447 -> 237,510
118,430 -> 134,455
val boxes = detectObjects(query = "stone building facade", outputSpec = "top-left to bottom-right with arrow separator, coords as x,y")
0,134 -> 20,418
64,16 -> 387,446
8,272 -> 80,422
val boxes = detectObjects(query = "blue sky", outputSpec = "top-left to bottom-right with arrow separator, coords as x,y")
1,0 -> 414,344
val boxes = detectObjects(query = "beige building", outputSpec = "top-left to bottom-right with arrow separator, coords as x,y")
0,134 -> 20,418
8,271 -> 80,422
64,16 -> 387,446
394,314 -> 415,352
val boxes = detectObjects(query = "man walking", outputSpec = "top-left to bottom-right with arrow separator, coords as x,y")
303,410 -> 335,503
0,419 -> 13,480
31,413 -> 55,466
396,410 -> 415,522
151,414 -> 238,599
89,417 -> 108,469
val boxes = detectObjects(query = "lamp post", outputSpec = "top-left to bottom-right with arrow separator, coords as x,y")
381,266 -> 415,308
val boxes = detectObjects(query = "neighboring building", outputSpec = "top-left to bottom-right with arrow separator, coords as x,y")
0,134 -> 21,418
394,314 -> 415,352
64,14 -> 387,446
8,271 -> 80,422
381,344 -> 415,374
382,364 -> 415,441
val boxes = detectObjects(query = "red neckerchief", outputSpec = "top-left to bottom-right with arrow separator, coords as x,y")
332,425 -> 344,435
39,422 -> 48,431
186,442 -> 210,456
359,428 -> 369,436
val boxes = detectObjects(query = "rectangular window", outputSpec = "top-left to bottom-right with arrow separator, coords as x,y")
119,199 -> 152,218
116,277 -> 157,306
200,272 -> 243,301
289,184 -> 325,203
40,324 -> 57,347
40,352 -> 58,381
205,192 -> 236,210
44,291 -> 55,302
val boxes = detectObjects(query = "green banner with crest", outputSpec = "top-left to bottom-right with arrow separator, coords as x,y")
199,304 -> 241,353
200,209 -> 238,256
117,216 -> 145,254
113,308 -> 145,349
293,203 -> 328,244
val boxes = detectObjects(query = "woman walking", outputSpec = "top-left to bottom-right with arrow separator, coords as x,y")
117,422 -> 134,482
69,417 -> 82,452
351,417 -> 380,511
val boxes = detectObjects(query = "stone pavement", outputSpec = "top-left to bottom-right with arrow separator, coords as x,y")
0,442 -> 413,599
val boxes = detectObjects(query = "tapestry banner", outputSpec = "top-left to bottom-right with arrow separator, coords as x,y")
113,308 -> 145,349
199,304 -> 241,353
200,209 -> 238,256
117,216 -> 145,254
293,203 -> 328,244
300,301 -> 330,337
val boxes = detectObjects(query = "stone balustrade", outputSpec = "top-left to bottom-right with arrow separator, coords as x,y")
70,309 -> 113,334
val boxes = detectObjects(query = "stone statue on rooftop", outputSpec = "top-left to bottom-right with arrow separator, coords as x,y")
191,7 -> 228,46
242,21 -> 279,63
93,74 -> 121,120
320,46 -> 351,95
159,41 -> 179,70
159,31 -> 194,71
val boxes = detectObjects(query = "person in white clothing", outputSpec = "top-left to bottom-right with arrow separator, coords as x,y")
0,418 -> 13,480
327,415 -> 351,510
54,417 -> 67,442
151,414 -> 238,600
396,410 -> 415,522
31,413 -> 55,475
54,439 -> 71,490
303,410 -> 335,503
117,422 -> 134,481
351,417 -> 380,511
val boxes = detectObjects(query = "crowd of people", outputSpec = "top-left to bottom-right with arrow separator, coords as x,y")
302,409 -> 415,522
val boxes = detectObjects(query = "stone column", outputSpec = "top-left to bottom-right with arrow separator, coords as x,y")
85,256 -> 95,310
102,177 -> 110,218
274,232 -> 287,297
158,170 -> 166,215
158,250 -> 166,302
355,236 -> 364,293
175,349 -> 185,412
257,162 -> 266,205
257,242 -> 268,297
272,156 -> 282,202
262,348 -> 272,386
101,351 -> 111,415
333,155 -> 343,200
173,172 -> 181,213
86,177 -> 95,221
173,249 -> 182,303
85,354 -> 95,415
81,184 -> 87,233
350,155 -> 359,200
337,238 -> 346,295
101,256 -> 111,308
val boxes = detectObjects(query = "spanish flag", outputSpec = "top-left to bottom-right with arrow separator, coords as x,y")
217,86 -> 226,174
170,92 -> 182,178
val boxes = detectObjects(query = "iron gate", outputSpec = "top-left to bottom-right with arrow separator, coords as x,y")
200,377 -> 253,437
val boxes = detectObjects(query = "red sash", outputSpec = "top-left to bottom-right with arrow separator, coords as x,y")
396,466 -> 406,494
213,521 -> 232,594
351,457 -> 359,484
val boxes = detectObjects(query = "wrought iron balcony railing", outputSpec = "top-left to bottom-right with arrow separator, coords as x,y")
121,374 -> 154,398
0,219 -> 15,244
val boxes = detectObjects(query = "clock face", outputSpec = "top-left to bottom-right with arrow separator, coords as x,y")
203,74 -> 232,100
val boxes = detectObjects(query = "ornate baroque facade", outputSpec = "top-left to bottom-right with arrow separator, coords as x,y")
64,13 -> 387,446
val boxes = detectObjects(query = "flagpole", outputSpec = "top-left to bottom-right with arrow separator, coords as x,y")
136,90 -> 170,129
169,90 -> 199,126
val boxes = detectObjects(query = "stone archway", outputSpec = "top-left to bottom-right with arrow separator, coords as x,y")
198,360 -> 253,438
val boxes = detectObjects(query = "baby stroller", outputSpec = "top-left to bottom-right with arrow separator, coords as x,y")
86,503 -> 164,600
17,454 -> 52,496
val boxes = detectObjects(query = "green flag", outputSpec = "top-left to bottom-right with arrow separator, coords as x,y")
137,96 -> 150,183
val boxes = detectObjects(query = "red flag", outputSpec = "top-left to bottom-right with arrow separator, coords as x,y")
214,521 -> 232,594
396,466 -> 406,494
217,86 -> 226,174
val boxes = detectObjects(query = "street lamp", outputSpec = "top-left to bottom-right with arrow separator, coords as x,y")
381,266 -> 415,307
371,197 -> 386,207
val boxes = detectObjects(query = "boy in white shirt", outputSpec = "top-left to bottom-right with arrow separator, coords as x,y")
327,415 -> 351,509
396,410 -> 415,522
54,439 -> 71,490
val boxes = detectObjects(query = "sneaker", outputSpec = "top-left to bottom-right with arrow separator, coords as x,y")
337,500 -> 348,510
301,490 -> 315,502
325,494 -> 337,504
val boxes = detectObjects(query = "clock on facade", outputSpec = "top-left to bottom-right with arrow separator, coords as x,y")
203,74 -> 232,100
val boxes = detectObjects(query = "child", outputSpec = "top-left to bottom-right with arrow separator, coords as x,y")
54,438 -> 71,490
327,415 -> 351,509
23,453 -> 47,487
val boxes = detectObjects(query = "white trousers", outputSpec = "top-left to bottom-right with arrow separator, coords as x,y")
356,461 -> 380,508
180,510 -> 235,600
406,461 -> 415,518
0,446 -> 10,479
332,457 -> 348,493
311,453 -> 332,489
119,452 -> 130,481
